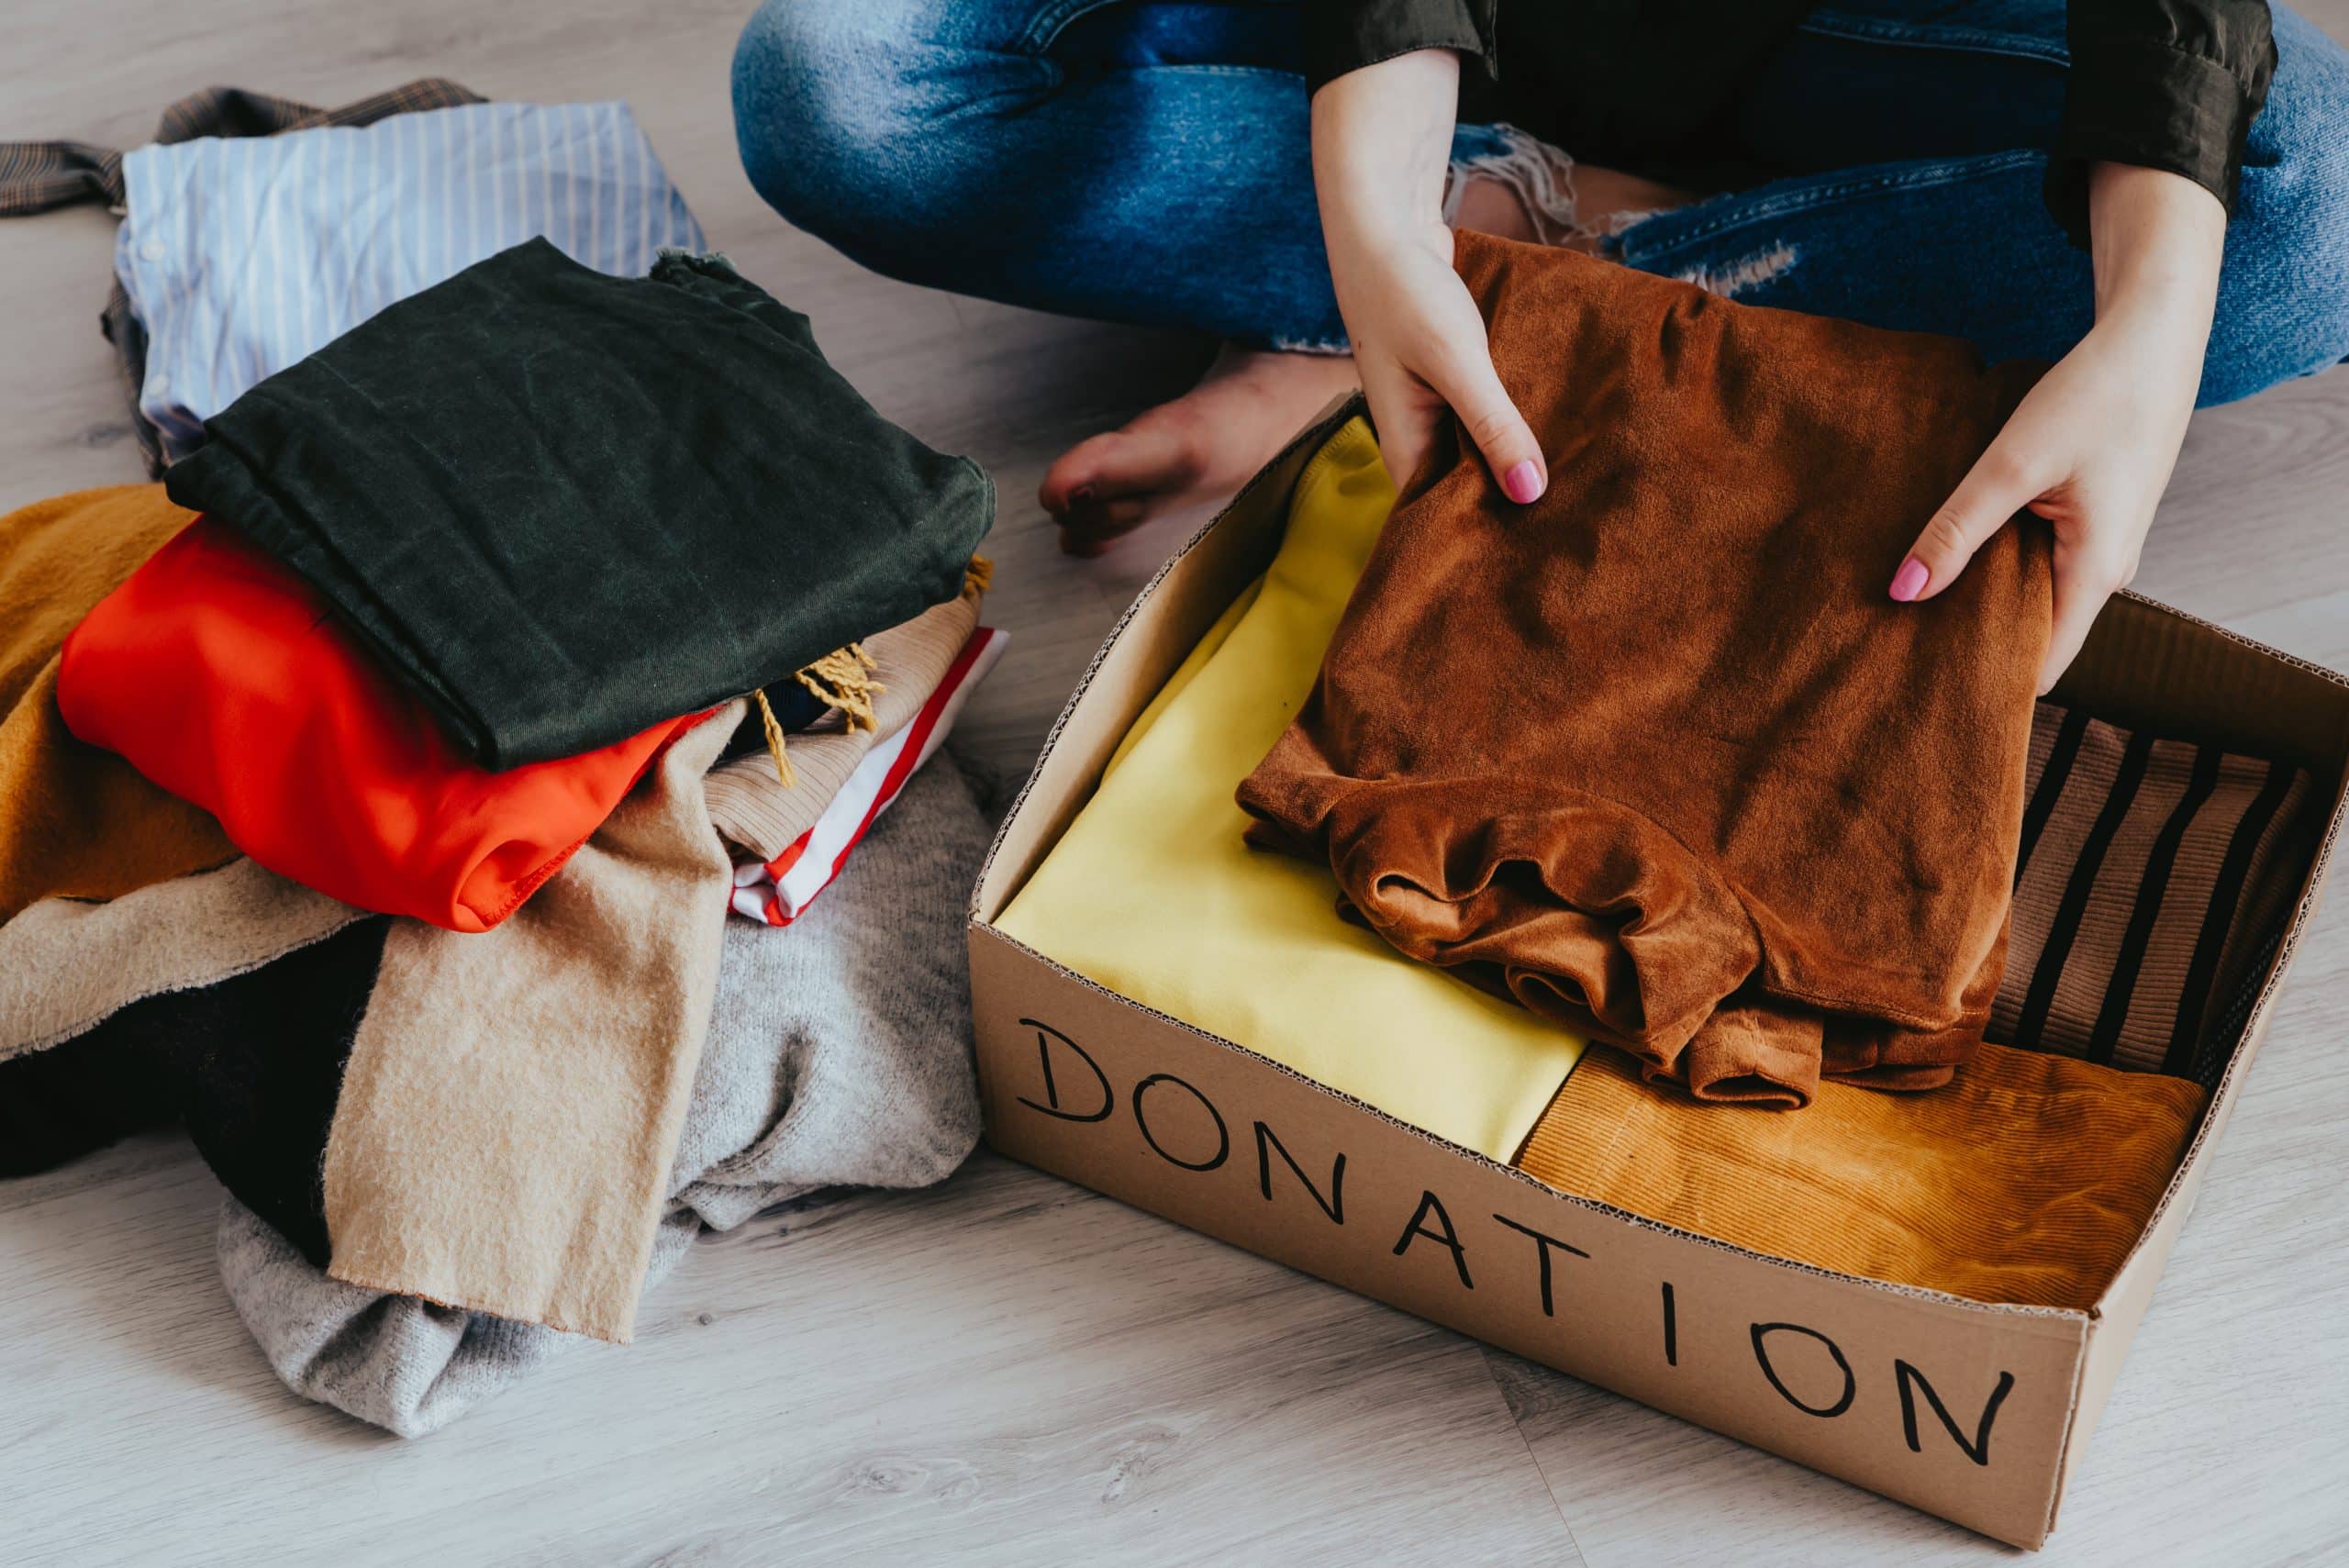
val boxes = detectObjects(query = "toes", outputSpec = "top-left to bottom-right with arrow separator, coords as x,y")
1037,452 -> 1096,517
1058,494 -> 1156,555
1041,431 -> 1139,517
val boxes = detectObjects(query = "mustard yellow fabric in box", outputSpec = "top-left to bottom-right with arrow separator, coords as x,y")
997,419 -> 1584,1160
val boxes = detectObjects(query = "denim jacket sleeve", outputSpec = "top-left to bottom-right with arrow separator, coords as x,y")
1303,0 -> 1499,94
2045,0 -> 2277,246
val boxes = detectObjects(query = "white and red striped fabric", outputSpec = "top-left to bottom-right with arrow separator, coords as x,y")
728,626 -> 1006,927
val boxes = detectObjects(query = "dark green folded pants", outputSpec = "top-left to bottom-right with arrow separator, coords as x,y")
166,239 -> 993,768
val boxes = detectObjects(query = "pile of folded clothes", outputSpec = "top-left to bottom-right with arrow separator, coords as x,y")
1004,235 -> 2321,1313
1,95 -> 1010,1434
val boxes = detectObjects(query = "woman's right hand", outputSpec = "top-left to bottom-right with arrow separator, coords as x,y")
1312,49 -> 1546,502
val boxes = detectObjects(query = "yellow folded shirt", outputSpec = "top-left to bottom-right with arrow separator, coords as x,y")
998,418 -> 1584,1161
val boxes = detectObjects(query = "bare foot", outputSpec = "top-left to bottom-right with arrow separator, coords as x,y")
1041,345 -> 1359,555
1040,159 -> 1688,556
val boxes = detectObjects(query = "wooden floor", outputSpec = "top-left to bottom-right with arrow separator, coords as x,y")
4,2 -> 2347,1562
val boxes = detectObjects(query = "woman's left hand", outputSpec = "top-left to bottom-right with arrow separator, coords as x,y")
1886,163 -> 2226,694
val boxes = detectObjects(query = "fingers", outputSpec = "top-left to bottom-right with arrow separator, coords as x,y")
1891,441 -> 2046,603
2038,537 -> 2133,695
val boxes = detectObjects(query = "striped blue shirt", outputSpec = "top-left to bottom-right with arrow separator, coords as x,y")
114,100 -> 706,463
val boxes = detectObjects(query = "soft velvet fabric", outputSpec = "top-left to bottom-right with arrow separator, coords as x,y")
1239,237 -> 2054,1109
164,239 -> 994,769
997,418 -> 1583,1162
1516,1041 -> 2204,1308
0,485 -> 232,924
60,517 -> 703,932
217,753 -> 990,1436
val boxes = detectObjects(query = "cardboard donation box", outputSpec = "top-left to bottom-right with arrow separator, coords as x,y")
964,398 -> 2347,1549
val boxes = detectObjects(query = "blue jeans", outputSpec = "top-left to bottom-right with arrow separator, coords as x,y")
732,0 -> 2349,406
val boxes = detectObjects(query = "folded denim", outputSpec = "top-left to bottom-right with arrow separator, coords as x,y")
1240,236 -> 2053,1109
166,240 -> 995,769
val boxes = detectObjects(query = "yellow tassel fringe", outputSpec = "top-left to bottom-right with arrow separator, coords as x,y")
752,688 -> 795,789
750,555 -> 996,787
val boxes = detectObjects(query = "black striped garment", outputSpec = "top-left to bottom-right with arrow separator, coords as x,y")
1992,703 -> 2319,1088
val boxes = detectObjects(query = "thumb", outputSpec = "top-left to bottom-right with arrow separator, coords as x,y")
1891,443 -> 2043,604
1428,350 -> 1546,505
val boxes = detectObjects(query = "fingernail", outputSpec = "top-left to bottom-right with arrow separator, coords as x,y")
1501,460 -> 1542,505
1070,485 -> 1094,506
1887,558 -> 1929,603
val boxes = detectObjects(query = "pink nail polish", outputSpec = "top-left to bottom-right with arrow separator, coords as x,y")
1501,460 -> 1542,504
1888,558 -> 1930,603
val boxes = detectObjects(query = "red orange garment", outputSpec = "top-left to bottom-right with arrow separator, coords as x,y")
60,518 -> 702,932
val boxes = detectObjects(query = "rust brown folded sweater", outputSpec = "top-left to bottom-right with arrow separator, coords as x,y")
1238,234 -> 2053,1108
1515,1042 -> 2203,1308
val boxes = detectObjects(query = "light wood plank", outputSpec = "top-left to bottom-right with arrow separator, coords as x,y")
1,1144 -> 1580,1565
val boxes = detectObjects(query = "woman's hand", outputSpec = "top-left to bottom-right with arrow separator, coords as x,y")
1312,50 -> 1546,501
1890,162 -> 2225,693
